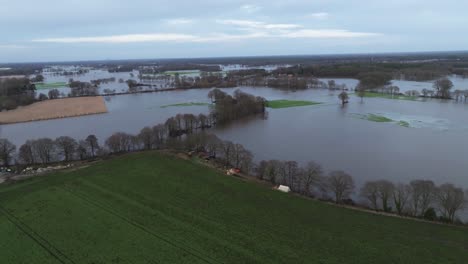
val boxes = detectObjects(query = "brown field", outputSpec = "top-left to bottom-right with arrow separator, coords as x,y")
0,96 -> 108,124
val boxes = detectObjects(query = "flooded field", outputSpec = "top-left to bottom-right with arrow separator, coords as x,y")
2,86 -> 468,192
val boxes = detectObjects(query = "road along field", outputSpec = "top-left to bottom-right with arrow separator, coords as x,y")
0,96 -> 107,124
0,152 -> 467,263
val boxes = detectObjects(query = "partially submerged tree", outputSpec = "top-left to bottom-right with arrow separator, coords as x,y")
433,78 -> 453,99
338,91 -> 349,106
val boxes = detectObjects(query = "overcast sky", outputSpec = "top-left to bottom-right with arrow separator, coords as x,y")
0,0 -> 466,63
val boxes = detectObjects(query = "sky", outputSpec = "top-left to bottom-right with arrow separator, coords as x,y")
0,0 -> 467,63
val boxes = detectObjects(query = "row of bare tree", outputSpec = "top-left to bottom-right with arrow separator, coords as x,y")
360,179 -> 467,223
255,159 -> 467,223
256,160 -> 355,203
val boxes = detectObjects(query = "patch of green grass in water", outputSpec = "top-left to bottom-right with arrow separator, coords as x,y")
354,114 -> 411,128
366,114 -> 393,122
398,120 -> 410,127
266,99 -> 322,109
160,102 -> 210,108
360,92 -> 419,101
34,82 -> 68,89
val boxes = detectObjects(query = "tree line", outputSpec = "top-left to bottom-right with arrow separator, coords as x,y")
0,117 -> 254,178
0,77 -> 36,111
208,89 -> 266,125
1,126 -> 467,224
255,159 -> 467,223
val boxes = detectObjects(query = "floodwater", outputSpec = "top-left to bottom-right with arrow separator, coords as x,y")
2,86 -> 468,191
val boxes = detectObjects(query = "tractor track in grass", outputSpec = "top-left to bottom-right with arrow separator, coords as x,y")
0,205 -> 75,264
59,186 -> 221,264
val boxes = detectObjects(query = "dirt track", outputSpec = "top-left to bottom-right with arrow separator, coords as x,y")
0,96 -> 108,124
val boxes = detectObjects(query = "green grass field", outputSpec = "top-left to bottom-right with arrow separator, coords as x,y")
34,82 -> 69,90
160,102 -> 211,108
0,152 -> 467,263
266,99 -> 322,109
360,92 -> 419,101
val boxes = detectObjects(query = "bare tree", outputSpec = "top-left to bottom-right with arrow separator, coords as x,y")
31,138 -> 56,164
326,171 -> 355,203
0,138 -> 16,166
220,141 -> 234,166
284,161 -> 299,188
85,135 -> 99,157
152,124 -> 167,148
376,180 -> 395,212
435,183 -> 466,222
138,127 -> 154,150
55,136 -> 77,161
205,134 -> 221,158
393,183 -> 412,215
302,161 -> 323,196
410,180 -> 435,216
19,141 -> 34,164
360,181 -> 379,210
76,140 -> 89,160
105,132 -> 132,153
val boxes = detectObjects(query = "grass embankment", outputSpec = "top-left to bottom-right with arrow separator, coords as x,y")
160,102 -> 211,108
360,92 -> 419,101
266,99 -> 321,109
34,82 -> 68,90
1,152 -> 467,263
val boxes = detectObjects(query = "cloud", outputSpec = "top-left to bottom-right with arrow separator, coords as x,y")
33,34 -> 198,43
240,4 -> 262,13
165,18 -> 194,25
0,44 -> 28,49
306,12 -> 330,19
32,19 -> 381,44
282,29 -> 381,38
218,19 -> 302,30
